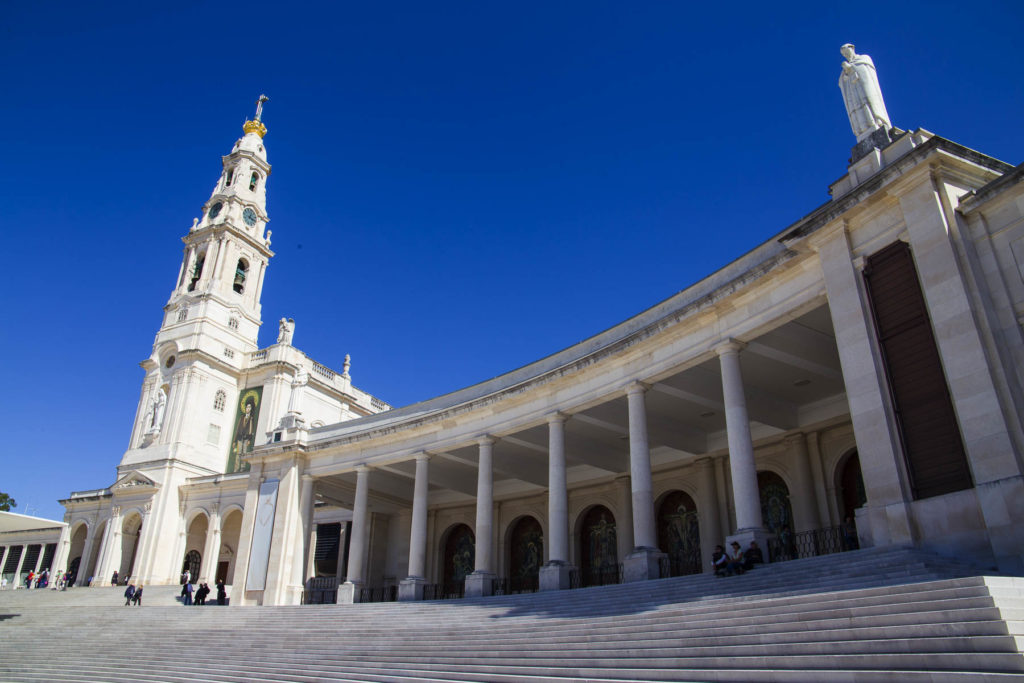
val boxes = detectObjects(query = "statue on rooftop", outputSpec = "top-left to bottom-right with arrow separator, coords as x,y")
839,44 -> 892,141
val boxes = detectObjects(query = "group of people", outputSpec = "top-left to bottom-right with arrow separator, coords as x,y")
711,540 -> 764,577
123,582 -> 143,605
181,571 -> 227,606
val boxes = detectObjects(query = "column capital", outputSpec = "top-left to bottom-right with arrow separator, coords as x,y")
354,464 -> 371,474
546,411 -> 568,425
714,339 -> 747,356
414,451 -> 432,463
477,435 -> 495,447
624,381 -> 649,396
782,432 -> 806,445
301,473 -> 314,482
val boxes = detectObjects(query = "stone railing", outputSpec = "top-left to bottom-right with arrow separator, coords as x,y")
370,397 -> 388,412
250,350 -> 269,362
311,361 -> 334,381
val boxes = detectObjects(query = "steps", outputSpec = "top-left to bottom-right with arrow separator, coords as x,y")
1,546 -> 1022,682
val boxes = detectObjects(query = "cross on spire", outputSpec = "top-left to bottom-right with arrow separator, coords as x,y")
254,94 -> 269,122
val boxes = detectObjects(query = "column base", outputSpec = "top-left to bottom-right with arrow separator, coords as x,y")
726,529 -> 773,563
623,547 -> 665,583
539,561 -> 574,591
398,577 -> 427,602
337,580 -> 362,604
464,571 -> 495,598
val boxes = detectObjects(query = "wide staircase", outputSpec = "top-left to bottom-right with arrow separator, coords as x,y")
1,546 -> 1023,682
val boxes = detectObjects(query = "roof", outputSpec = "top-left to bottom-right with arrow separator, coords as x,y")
0,511 -> 65,533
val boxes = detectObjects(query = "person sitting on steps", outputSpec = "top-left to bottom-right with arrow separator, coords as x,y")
711,545 -> 729,576
744,540 -> 764,571
726,541 -> 746,575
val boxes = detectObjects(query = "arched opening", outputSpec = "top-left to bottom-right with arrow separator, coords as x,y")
441,523 -> 474,595
759,471 -> 796,560
83,520 -> 107,585
181,550 -> 201,581
214,390 -> 226,412
249,171 -> 259,191
216,509 -> 243,585
233,258 -> 249,294
224,168 -> 234,187
184,514 -> 208,579
578,505 -> 618,587
837,451 -> 866,521
657,490 -> 701,577
66,524 -> 87,584
119,514 -> 142,579
506,516 -> 542,593
188,251 -> 206,291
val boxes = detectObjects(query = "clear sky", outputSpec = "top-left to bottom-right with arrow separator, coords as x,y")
2,1 -> 1022,521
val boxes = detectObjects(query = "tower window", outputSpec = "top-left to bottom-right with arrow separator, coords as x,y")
177,308 -> 188,322
187,253 -> 206,291
214,390 -> 226,412
233,258 -> 249,294
224,168 -> 235,187
249,172 -> 259,191
228,317 -> 240,330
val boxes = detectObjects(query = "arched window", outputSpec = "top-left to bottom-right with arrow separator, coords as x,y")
579,505 -> 617,587
657,491 -> 701,577
508,517 -> 542,593
233,258 -> 249,294
228,317 -> 239,330
442,524 -> 474,592
224,168 -> 234,187
214,390 -> 226,412
177,308 -> 188,322
249,172 -> 259,191
181,550 -> 201,581
188,252 -> 206,291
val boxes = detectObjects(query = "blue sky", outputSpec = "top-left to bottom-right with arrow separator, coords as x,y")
2,1 -> 1022,520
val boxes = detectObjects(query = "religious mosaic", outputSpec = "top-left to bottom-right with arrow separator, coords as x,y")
227,387 -> 263,473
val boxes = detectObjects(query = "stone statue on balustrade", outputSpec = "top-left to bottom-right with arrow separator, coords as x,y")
277,317 -> 295,345
839,43 -> 891,142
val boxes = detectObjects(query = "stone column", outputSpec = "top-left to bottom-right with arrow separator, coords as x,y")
78,520 -> 100,586
229,465 -> 264,606
695,457 -> 722,574
623,382 -> 665,582
810,225 -> 912,548
400,453 -> 431,601
540,413 -> 573,591
614,474 -> 634,561
466,437 -> 496,597
298,475 -> 315,585
263,458 -> 308,605
717,341 -> 769,553
12,546 -> 26,589
51,520 -> 72,578
92,509 -> 120,588
198,505 -> 222,582
786,433 -> 821,532
339,465 -> 370,604
0,546 -> 8,581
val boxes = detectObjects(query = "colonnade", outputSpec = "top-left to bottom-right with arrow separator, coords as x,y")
330,340 -> 772,602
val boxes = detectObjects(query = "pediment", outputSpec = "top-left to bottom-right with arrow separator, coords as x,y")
111,471 -> 159,491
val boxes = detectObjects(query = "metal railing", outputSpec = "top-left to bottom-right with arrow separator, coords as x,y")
767,525 -> 857,563
359,585 -> 398,603
301,576 -> 337,605
658,549 -> 703,579
569,563 -> 623,589
493,575 -> 539,595
422,580 -> 465,601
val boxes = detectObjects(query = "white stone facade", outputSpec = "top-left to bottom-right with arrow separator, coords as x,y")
25,61 -> 1024,606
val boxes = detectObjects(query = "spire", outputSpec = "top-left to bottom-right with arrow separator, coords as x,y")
243,94 -> 270,138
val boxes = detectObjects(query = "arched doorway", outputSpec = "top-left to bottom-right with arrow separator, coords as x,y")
119,514 -> 142,579
217,509 -> 243,585
837,451 -> 866,521
67,524 -> 87,585
837,451 -> 866,550
578,505 -> 618,587
84,520 -> 107,585
184,514 -> 208,579
759,471 -> 795,559
507,517 -> 542,593
657,491 -> 701,576
442,524 -> 474,596
181,550 -> 201,581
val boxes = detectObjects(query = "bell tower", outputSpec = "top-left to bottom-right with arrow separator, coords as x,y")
163,95 -> 274,350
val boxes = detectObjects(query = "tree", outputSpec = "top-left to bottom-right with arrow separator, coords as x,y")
0,492 -> 15,511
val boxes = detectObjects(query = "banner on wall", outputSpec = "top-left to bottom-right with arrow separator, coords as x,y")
245,478 -> 279,592
227,386 -> 263,473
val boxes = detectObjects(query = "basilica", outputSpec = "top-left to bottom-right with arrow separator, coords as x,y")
3,48 -> 1024,607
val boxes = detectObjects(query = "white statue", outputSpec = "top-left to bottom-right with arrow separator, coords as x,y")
287,364 -> 309,414
145,388 -> 167,434
839,44 -> 891,141
277,317 -> 295,345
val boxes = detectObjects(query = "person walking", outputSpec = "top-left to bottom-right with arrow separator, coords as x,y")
124,582 -> 136,606
182,580 -> 193,606
111,570 -> 119,586
132,584 -> 143,606
216,579 -> 227,606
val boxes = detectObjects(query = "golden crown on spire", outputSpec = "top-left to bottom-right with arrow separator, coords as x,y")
243,94 -> 269,138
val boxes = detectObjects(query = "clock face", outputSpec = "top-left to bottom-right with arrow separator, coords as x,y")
243,208 -> 258,227
208,202 -> 223,219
